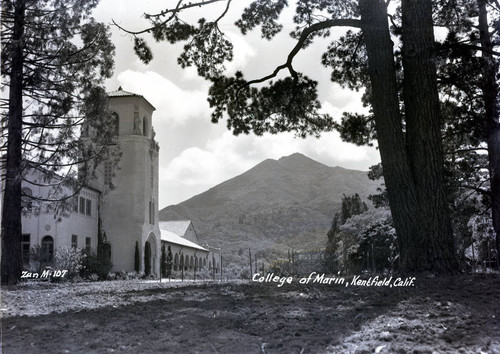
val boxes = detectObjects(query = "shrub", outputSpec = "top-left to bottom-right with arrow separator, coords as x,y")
54,246 -> 86,279
81,251 -> 112,280
28,245 -> 47,273
144,242 -> 151,276
161,244 -> 166,277
134,241 -> 140,272
240,268 -> 251,280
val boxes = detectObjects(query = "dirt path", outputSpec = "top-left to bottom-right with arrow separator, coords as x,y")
1,275 -> 499,353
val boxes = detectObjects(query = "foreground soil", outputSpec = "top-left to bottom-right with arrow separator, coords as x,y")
1,274 -> 499,353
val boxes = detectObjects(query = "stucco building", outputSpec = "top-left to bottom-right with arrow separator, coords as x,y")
20,167 -> 100,265
19,88 -> 218,277
160,220 -> 221,275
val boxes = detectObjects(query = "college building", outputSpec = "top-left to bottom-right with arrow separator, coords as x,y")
19,88 -> 220,277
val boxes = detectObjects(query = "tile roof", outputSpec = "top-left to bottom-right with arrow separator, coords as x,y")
107,87 -> 156,110
159,221 -> 192,238
160,229 -> 208,252
107,86 -> 141,97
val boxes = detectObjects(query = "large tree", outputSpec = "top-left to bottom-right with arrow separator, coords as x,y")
429,0 -> 500,260
1,0 -> 116,285
117,0 -> 498,273
355,0 -> 499,266
477,0 -> 500,260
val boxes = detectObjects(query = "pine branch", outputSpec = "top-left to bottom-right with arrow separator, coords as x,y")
246,18 -> 362,85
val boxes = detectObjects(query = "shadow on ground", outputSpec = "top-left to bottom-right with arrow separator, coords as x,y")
1,275 -> 499,353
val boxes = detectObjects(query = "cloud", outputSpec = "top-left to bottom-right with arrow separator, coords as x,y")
116,70 -> 210,125
224,31 -> 257,74
324,83 -> 367,113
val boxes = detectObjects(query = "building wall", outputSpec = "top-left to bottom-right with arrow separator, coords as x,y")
17,91 -> 219,279
162,242 -> 209,273
161,241 -> 222,276
19,91 -> 162,276
21,169 -> 99,259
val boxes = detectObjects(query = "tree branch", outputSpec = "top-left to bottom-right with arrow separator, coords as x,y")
215,0 -> 231,24
112,0 -> 226,36
146,0 -> 225,19
246,18 -> 362,85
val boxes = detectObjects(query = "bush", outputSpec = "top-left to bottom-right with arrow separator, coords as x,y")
144,242 -> 151,276
240,268 -> 251,279
54,246 -> 86,278
134,241 -> 140,272
81,251 -> 112,280
28,245 -> 46,273
359,220 -> 398,273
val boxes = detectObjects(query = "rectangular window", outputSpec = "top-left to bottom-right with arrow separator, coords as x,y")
79,197 -> 85,214
148,201 -> 155,225
21,234 -> 30,264
71,234 -> 78,248
85,237 -> 91,253
86,199 -> 91,216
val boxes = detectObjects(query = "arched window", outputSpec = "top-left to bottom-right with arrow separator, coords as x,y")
21,187 -> 33,211
184,255 -> 189,271
198,257 -> 202,271
174,253 -> 179,271
111,112 -> 119,136
41,236 -> 54,263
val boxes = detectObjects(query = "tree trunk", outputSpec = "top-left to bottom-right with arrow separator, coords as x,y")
360,0 -> 458,273
1,0 -> 25,285
401,0 -> 457,272
477,0 -> 500,262
358,0 -> 419,271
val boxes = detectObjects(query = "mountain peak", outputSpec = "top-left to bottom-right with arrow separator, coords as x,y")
278,153 -> 328,171
279,152 -> 309,161
159,153 -> 380,265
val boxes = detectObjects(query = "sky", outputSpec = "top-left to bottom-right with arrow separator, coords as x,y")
92,0 -> 381,208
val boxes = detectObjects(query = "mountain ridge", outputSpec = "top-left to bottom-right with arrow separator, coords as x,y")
159,153 -> 382,267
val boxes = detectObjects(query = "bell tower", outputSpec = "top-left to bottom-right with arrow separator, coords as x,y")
99,87 -> 160,275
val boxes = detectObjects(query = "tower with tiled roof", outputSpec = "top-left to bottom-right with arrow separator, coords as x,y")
99,87 -> 161,275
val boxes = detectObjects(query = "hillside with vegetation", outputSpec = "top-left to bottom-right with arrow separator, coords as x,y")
159,153 -> 381,268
